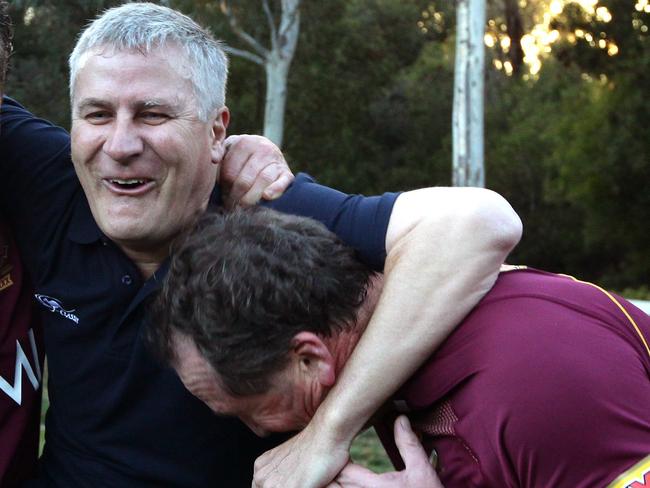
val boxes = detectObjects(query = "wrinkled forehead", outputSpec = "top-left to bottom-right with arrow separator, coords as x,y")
170,334 -> 242,414
73,42 -> 193,89
171,333 -> 209,373
171,334 -> 223,394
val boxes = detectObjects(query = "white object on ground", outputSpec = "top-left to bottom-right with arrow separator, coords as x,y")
629,299 -> 650,315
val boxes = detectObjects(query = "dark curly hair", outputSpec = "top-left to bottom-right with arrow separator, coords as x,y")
0,1 -> 11,91
150,207 -> 373,397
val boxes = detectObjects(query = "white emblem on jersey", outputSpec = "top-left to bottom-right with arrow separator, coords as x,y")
35,294 -> 80,324
0,329 -> 42,405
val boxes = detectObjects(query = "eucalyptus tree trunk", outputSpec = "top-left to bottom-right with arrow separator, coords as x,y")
452,0 -> 486,187
221,0 -> 301,148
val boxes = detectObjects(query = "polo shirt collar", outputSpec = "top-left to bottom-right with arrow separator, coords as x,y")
67,191 -> 105,244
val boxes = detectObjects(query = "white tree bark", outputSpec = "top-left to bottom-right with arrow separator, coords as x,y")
452,0 -> 486,187
221,0 -> 301,148
264,53 -> 291,146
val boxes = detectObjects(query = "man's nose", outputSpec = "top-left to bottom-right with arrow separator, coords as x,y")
103,115 -> 144,163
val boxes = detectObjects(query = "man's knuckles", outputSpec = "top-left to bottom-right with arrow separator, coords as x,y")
259,163 -> 282,182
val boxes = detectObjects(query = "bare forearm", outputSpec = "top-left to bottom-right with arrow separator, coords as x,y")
312,188 -> 522,442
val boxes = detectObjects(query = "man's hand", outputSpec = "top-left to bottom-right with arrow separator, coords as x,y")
252,418 -> 351,488
327,416 -> 444,488
219,134 -> 294,208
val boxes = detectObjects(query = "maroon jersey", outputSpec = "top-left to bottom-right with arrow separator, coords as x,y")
0,220 -> 43,486
377,268 -> 650,488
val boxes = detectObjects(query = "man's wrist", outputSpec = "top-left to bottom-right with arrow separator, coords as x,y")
310,398 -> 362,448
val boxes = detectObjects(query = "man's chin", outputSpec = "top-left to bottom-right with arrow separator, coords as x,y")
102,222 -> 142,239
100,222 -> 160,249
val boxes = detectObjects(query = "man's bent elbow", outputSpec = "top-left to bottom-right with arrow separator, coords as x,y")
472,189 -> 522,257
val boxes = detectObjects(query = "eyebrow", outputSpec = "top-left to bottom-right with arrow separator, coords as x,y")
140,99 -> 179,112
75,98 -> 110,113
75,98 -> 180,113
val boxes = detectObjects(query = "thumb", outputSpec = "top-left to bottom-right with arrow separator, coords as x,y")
393,415 -> 430,470
334,462 -> 380,488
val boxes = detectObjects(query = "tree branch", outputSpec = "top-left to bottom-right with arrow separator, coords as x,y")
220,0 -> 269,58
223,45 -> 265,65
262,0 -> 278,52
278,0 -> 302,40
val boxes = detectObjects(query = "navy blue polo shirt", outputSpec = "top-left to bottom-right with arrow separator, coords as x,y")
0,97 -> 398,487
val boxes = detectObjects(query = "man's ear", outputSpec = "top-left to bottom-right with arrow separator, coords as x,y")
210,106 -> 230,164
291,331 -> 336,388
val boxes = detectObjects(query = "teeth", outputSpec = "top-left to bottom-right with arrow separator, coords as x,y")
110,179 -> 147,185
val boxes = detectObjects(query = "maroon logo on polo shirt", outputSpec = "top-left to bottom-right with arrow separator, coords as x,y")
35,294 -> 80,324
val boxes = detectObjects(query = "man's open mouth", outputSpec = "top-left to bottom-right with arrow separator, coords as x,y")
105,178 -> 154,195
110,178 -> 148,189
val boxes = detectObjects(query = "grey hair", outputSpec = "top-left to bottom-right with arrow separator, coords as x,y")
69,2 -> 228,121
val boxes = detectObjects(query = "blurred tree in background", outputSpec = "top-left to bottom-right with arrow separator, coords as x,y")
8,0 -> 123,127
5,0 -> 649,290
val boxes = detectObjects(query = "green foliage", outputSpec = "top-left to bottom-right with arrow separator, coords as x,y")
487,63 -> 593,277
618,285 -> 650,301
486,1 -> 650,287
5,0 -> 649,288
544,76 -> 650,286
282,0 -> 446,193
7,0 -> 124,126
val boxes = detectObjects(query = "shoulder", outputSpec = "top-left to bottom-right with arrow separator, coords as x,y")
1,96 -> 71,160
264,173 -> 398,219
400,267 -> 647,408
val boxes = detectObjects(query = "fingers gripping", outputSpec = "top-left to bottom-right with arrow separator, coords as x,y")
393,416 -> 444,488
220,134 -> 293,206
239,162 -> 289,206
393,416 -> 429,470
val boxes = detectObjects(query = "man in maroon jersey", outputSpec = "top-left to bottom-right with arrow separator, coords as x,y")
152,208 -> 650,488
0,2 -> 45,485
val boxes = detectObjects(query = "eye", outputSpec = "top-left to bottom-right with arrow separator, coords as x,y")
140,111 -> 170,125
84,111 -> 112,124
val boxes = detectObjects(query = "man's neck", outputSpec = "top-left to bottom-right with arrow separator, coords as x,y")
118,244 -> 168,280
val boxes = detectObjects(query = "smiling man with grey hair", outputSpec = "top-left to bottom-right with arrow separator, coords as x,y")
1,3 -> 522,488
68,4 -> 234,277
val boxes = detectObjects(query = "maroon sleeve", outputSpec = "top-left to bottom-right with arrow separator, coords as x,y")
0,221 -> 44,485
